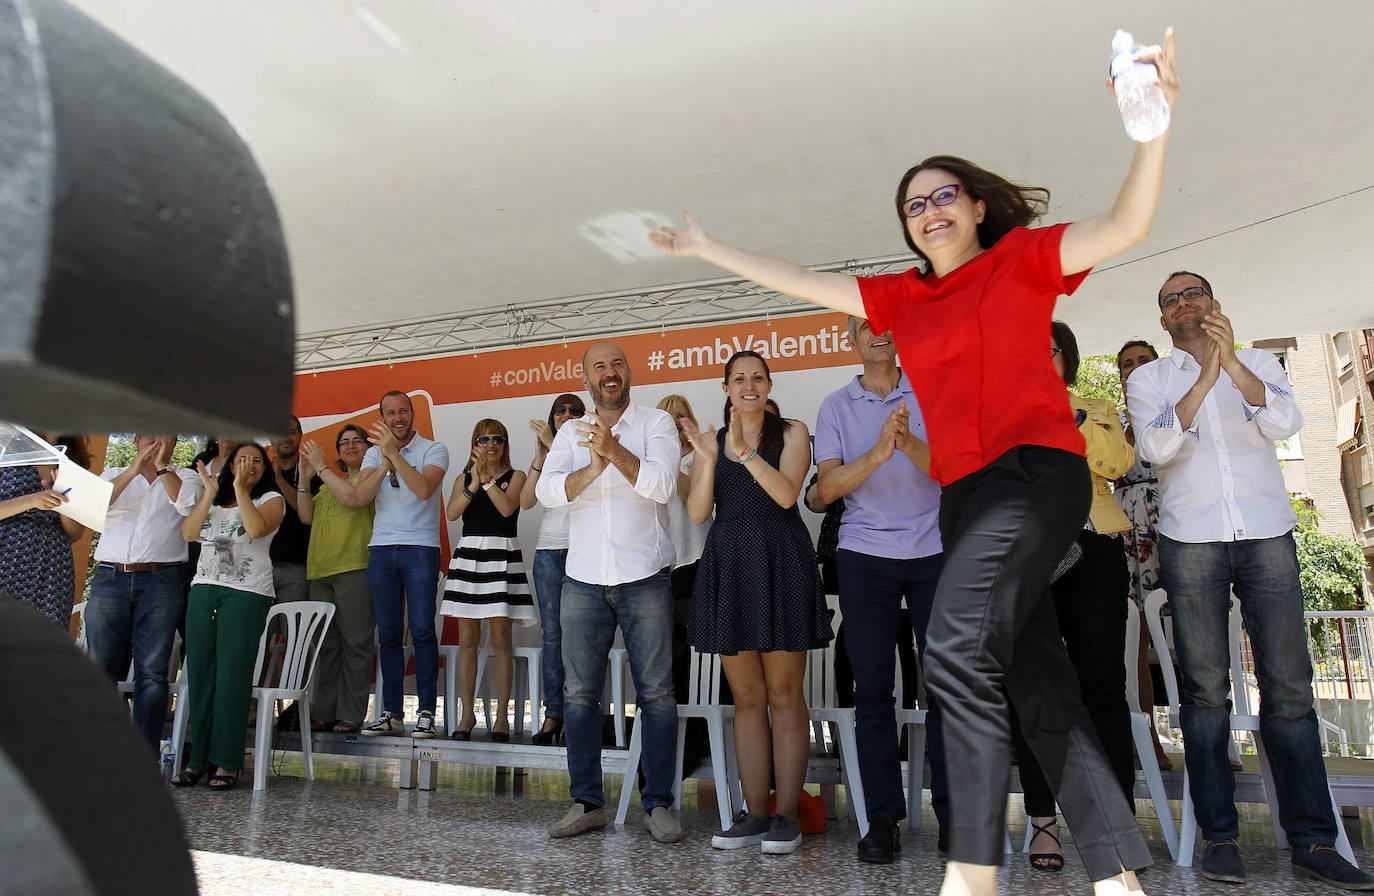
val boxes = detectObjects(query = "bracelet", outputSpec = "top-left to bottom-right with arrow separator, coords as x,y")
530,464 -> 543,472
734,447 -> 758,465
462,488 -> 476,500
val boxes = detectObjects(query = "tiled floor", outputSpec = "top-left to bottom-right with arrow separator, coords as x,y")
175,751 -> 1374,896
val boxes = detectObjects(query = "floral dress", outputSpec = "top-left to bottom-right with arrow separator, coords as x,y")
1113,455 -> 1161,609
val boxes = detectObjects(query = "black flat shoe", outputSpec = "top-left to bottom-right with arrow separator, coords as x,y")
531,717 -> 564,746
857,818 -> 900,864
208,770 -> 239,791
171,765 -> 215,787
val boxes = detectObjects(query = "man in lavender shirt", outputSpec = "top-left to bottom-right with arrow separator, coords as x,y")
813,315 -> 947,864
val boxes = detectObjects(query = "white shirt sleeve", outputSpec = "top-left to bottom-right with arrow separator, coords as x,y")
1127,366 -> 1194,466
173,472 -> 205,516
1240,350 -> 1304,442
632,411 -> 679,504
536,421 -> 577,509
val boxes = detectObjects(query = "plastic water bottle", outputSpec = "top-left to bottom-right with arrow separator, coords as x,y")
1109,29 -> 1170,142
159,738 -> 175,768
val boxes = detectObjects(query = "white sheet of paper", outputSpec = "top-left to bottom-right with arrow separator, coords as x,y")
49,456 -> 113,532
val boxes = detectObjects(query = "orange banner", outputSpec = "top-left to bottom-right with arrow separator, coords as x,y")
296,311 -> 854,417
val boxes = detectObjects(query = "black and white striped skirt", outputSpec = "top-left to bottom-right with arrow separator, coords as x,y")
441,535 -> 537,624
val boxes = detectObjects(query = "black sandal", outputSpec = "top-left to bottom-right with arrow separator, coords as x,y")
208,770 -> 239,791
171,765 -> 215,787
1028,819 -> 1064,872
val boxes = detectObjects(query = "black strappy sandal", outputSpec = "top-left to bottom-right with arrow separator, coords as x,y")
1028,818 -> 1064,872
170,765 -> 215,787
208,770 -> 239,791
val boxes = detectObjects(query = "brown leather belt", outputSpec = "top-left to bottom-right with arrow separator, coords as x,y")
103,561 -> 179,573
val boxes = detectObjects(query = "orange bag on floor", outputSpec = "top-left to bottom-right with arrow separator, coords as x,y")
767,790 -> 827,834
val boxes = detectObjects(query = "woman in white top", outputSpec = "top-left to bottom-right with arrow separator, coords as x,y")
172,444 -> 284,790
520,393 -> 585,745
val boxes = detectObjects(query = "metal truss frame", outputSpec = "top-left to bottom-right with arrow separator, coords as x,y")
296,252 -> 918,371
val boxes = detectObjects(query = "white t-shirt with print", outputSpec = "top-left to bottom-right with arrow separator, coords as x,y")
191,492 -> 283,598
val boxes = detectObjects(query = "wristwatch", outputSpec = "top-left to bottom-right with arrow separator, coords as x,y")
155,467 -> 174,477
482,478 -> 496,491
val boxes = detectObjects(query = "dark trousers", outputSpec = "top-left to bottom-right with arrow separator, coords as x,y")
924,446 -> 1150,879
837,549 -> 948,825
1013,530 -> 1135,817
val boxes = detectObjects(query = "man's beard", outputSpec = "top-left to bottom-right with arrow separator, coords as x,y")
591,381 -> 631,412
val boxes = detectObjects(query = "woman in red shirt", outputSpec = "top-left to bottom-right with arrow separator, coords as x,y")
648,31 -> 1177,896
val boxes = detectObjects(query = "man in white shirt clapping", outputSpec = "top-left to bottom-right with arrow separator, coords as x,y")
87,435 -> 200,756
1127,271 -> 1373,891
536,341 -> 683,844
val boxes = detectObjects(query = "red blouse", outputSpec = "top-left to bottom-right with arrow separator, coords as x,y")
857,223 -> 1089,486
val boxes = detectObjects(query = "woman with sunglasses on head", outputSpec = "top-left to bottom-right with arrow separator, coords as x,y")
650,31 -> 1177,896
520,394 -> 585,744
173,443 -> 285,790
298,425 -> 380,734
682,351 -> 831,855
444,419 -> 536,741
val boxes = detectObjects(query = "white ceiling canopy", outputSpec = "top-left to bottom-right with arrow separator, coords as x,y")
69,0 -> 1374,359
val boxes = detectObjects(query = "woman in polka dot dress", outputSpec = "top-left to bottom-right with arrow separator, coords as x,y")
682,350 -> 831,855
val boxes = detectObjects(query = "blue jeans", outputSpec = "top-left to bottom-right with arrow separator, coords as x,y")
86,563 -> 187,752
561,567 -> 678,809
1159,531 -> 1336,845
367,545 -> 440,716
532,549 -> 568,721
837,549 -> 949,825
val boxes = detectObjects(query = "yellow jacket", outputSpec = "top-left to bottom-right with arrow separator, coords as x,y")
1071,394 -> 1133,534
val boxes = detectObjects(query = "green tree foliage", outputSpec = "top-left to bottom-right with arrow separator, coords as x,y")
1070,355 -> 1125,405
1292,499 -> 1368,612
104,435 -> 200,469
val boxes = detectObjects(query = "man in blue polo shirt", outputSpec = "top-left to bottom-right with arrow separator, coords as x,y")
813,316 -> 947,864
316,390 -> 449,738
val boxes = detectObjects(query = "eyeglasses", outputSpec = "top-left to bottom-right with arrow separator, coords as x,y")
1158,286 -> 1210,310
337,438 -> 368,448
553,404 -> 582,416
475,435 -> 507,447
1050,347 -> 1064,358
900,184 -> 963,219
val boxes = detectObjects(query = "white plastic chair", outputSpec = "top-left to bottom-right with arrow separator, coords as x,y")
474,644 -> 543,736
249,601 -> 336,791
1144,588 -> 1355,866
1125,600 -> 1181,860
804,643 -> 867,836
615,648 -> 740,830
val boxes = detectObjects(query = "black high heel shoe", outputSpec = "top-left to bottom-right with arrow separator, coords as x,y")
531,717 -> 564,746
171,764 -> 216,787
451,721 -> 477,741
490,726 -> 511,743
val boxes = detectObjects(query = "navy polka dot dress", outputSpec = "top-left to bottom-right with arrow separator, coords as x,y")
0,465 -> 75,627
689,427 -> 832,655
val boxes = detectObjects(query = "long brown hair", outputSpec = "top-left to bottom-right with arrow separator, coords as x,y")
463,419 -> 512,474
721,351 -> 788,458
893,155 -> 1049,271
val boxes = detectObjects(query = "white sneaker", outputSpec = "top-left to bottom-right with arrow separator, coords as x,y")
360,711 -> 404,737
711,810 -> 770,850
412,710 -> 437,738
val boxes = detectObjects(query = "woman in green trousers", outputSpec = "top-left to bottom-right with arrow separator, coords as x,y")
172,443 -> 285,790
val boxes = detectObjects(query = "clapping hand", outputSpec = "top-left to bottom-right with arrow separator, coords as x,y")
195,460 -> 216,493
679,417 -> 719,462
131,440 -> 162,477
232,453 -> 253,490
469,445 -> 490,481
1201,299 -> 1239,370
529,419 -> 554,450
369,420 -> 399,460
300,440 -> 328,472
